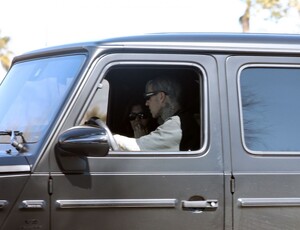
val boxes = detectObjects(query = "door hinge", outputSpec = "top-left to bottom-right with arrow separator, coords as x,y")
48,177 -> 53,195
230,177 -> 235,194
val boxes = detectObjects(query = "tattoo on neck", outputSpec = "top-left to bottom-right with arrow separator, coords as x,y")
161,102 -> 179,121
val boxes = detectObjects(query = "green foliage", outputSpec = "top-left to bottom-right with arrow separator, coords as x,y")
0,31 -> 12,71
240,0 -> 300,32
256,0 -> 289,19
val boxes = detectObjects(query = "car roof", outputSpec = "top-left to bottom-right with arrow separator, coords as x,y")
16,32 -> 300,60
100,32 -> 300,45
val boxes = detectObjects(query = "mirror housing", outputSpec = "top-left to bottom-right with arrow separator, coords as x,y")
56,125 -> 110,157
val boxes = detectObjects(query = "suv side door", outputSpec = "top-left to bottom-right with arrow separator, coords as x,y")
227,56 -> 300,230
50,53 -> 225,230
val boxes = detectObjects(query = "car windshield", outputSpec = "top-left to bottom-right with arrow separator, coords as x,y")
0,54 -> 86,144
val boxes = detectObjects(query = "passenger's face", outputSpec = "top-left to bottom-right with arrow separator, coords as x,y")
145,85 -> 163,118
130,105 -> 148,127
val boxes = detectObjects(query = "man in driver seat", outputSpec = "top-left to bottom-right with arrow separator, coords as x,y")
113,76 -> 200,151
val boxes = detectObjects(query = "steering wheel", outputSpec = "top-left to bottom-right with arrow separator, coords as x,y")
86,117 -> 119,151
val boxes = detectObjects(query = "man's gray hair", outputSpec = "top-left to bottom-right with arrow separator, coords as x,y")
146,76 -> 182,105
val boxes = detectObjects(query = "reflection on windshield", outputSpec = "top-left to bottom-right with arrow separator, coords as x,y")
0,55 -> 86,143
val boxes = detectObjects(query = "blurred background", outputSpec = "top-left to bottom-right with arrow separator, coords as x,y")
0,0 -> 300,79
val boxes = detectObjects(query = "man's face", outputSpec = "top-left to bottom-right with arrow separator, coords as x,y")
145,85 -> 163,119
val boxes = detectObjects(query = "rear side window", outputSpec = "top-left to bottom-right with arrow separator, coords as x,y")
240,66 -> 300,152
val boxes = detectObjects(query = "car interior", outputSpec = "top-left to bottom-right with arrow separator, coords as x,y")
83,64 -> 204,151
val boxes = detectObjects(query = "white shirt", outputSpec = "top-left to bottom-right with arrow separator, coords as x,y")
114,116 -> 182,151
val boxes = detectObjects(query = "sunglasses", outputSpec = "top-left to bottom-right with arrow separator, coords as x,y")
128,112 -> 148,121
143,91 -> 168,100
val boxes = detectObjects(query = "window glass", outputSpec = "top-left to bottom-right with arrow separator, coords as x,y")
81,79 -> 109,124
240,67 -> 300,152
83,64 -> 203,153
0,55 -> 86,144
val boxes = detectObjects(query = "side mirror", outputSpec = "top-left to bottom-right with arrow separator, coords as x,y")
56,125 -> 110,157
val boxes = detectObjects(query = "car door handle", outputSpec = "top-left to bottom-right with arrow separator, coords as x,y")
20,200 -> 46,209
0,200 -> 8,209
182,199 -> 218,210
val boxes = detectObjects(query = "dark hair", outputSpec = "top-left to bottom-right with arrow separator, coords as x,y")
120,99 -> 157,137
127,99 -> 150,116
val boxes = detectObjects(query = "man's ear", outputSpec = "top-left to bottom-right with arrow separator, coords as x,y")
158,91 -> 167,102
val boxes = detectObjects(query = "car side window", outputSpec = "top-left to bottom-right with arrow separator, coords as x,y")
83,64 -> 204,153
240,66 -> 300,152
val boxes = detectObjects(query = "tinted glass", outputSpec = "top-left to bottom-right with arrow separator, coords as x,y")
240,67 -> 300,152
104,65 -> 202,152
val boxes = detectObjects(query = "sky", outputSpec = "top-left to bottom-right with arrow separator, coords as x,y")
0,0 -> 299,78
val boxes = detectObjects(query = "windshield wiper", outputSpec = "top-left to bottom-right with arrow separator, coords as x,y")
0,131 -> 27,153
